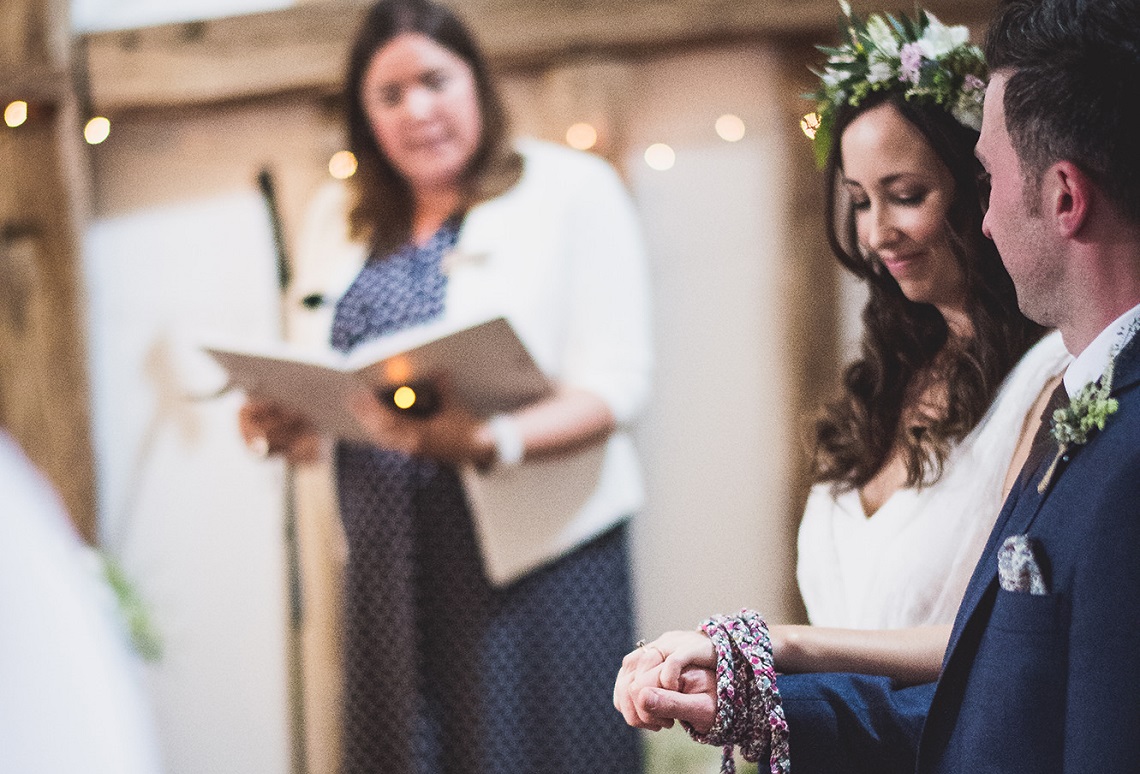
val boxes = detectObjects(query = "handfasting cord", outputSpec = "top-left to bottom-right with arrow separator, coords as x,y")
684,609 -> 791,774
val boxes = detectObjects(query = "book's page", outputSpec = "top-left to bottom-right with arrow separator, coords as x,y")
353,317 -> 552,416
203,316 -> 552,441
204,347 -> 372,441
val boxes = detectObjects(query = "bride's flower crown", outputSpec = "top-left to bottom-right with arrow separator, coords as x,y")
806,1 -> 988,167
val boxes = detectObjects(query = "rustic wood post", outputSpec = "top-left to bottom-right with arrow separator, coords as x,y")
0,0 -> 97,541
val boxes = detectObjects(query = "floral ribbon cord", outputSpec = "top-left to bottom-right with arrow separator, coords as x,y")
685,609 -> 791,774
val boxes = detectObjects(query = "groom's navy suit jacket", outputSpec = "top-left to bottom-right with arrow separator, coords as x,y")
781,339 -> 1140,773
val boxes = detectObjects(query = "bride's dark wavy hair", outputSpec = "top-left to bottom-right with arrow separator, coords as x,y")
811,90 -> 1046,490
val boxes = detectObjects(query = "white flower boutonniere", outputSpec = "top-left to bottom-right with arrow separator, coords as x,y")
1038,318 -> 1140,493
1050,363 -> 1119,447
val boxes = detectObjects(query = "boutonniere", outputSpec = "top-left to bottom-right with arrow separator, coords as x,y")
1038,367 -> 1118,493
1050,363 -> 1119,447
440,247 -> 489,275
1038,318 -> 1140,493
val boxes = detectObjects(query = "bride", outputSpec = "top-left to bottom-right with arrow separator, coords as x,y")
614,3 -> 1069,748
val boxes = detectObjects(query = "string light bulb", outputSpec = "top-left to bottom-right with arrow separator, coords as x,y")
800,112 -> 821,140
328,150 -> 357,179
392,386 -> 417,410
715,114 -> 746,142
84,116 -> 111,145
4,101 -> 28,128
644,143 -> 675,171
565,122 -> 598,151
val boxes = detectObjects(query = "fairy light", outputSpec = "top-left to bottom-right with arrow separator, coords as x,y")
393,385 -> 417,410
84,116 -> 111,145
644,143 -> 675,171
715,114 -> 746,142
565,122 -> 598,151
800,112 -> 821,140
4,101 -> 28,128
328,150 -> 358,179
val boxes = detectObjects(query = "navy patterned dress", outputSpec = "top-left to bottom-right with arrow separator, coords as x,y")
330,220 -> 642,774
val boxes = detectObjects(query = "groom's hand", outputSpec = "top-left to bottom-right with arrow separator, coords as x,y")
614,629 -> 718,731
636,666 -> 717,734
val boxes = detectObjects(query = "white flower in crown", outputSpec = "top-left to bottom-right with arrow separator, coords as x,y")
866,15 -> 900,59
951,77 -> 986,130
917,12 -> 970,59
822,69 -> 848,88
867,61 -> 894,84
806,3 -> 988,169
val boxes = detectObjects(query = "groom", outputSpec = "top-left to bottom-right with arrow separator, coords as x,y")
635,0 -> 1140,771
910,0 -> 1140,768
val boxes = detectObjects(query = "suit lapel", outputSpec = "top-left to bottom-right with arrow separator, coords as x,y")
965,333 -> 1140,595
940,376 -> 1070,661
924,335 -> 1140,767
941,445 -> 1054,661
921,385 -> 1071,769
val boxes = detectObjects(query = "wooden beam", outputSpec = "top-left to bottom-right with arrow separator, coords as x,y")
85,5 -> 359,113
83,0 -> 996,112
1,0 -> 97,541
0,65 -> 70,104
1,0 -> 69,102
468,0 -> 993,61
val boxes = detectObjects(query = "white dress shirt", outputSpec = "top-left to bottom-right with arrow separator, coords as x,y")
1063,302 -> 1140,397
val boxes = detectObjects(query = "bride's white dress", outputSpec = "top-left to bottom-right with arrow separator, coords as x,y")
797,331 -> 1071,629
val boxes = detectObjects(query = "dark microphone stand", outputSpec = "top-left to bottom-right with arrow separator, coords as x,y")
257,168 -> 309,774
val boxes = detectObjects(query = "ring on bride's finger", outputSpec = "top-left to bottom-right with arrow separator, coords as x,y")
250,436 -> 270,459
636,639 -> 647,649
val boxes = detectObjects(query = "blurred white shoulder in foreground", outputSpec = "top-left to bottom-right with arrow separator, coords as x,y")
0,430 -> 163,773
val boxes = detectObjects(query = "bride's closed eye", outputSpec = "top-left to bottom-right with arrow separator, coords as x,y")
893,190 -> 928,206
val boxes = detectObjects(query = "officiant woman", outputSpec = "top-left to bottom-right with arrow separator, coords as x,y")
238,0 -> 651,771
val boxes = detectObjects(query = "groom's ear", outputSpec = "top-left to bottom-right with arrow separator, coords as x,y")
1046,160 -> 1093,239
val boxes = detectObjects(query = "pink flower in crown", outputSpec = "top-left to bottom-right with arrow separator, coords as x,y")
964,74 -> 985,92
899,42 -> 924,84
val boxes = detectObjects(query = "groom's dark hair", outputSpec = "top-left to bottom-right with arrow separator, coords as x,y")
985,0 -> 1140,223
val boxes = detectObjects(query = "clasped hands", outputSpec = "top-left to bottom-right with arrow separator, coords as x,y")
612,629 -> 719,734
238,381 -> 492,466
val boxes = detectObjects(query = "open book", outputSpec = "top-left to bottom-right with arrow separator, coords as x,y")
202,316 -> 553,442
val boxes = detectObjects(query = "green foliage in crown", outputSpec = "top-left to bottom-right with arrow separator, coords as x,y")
807,1 -> 988,168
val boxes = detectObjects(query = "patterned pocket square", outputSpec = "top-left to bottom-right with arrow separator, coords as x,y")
998,535 -> 1049,595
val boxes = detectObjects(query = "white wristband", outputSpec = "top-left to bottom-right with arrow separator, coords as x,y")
487,413 -> 525,468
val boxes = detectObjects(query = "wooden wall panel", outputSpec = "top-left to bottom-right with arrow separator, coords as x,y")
83,0 -> 996,112
1,0 -> 95,540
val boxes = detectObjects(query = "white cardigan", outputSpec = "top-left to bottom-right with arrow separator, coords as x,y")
291,139 -> 653,585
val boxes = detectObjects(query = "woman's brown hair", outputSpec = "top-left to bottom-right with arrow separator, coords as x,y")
344,0 -> 523,256
811,90 -> 1047,491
